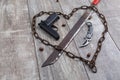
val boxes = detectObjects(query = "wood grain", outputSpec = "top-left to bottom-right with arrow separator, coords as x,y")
27,0 -> 56,80
96,0 -> 120,49
0,0 -> 39,80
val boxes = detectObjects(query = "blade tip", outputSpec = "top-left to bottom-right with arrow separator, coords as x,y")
41,64 -> 48,67
41,65 -> 46,67
41,62 -> 53,67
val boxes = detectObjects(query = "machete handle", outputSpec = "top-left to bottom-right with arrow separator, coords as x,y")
92,0 -> 100,5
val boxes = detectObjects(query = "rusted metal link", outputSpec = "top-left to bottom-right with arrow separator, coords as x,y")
66,52 -> 75,58
41,40 -> 50,45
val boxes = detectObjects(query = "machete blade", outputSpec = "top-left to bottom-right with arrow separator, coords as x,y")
42,10 -> 92,67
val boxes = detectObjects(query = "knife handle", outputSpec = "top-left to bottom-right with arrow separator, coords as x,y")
92,0 -> 100,5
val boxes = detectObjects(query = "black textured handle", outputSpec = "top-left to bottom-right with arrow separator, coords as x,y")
38,21 -> 60,40
45,13 -> 60,26
38,13 -> 60,40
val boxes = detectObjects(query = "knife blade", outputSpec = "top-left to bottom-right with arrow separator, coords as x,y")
42,0 -> 100,67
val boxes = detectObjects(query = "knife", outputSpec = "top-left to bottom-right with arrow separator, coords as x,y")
80,22 -> 93,48
42,0 -> 100,67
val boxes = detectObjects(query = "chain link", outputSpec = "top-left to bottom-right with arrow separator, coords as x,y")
31,5 -> 108,73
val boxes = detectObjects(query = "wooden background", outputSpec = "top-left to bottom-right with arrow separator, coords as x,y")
0,0 -> 120,80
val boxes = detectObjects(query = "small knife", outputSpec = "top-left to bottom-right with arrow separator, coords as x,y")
80,22 -> 93,48
42,0 -> 100,67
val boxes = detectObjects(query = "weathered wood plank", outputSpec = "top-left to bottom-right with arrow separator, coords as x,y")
28,0 -> 89,80
106,17 -> 120,49
27,0 -> 55,80
97,0 -> 120,18
0,0 -> 39,80
96,0 -> 120,49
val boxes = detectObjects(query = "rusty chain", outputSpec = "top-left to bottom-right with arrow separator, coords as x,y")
31,5 -> 108,73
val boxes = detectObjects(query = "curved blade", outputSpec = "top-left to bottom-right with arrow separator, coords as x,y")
42,10 -> 92,67
80,22 -> 93,48
80,39 -> 90,48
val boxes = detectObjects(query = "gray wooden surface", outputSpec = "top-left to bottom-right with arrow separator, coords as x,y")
0,0 -> 120,80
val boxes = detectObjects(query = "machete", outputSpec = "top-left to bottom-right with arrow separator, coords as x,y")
42,0 -> 100,67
